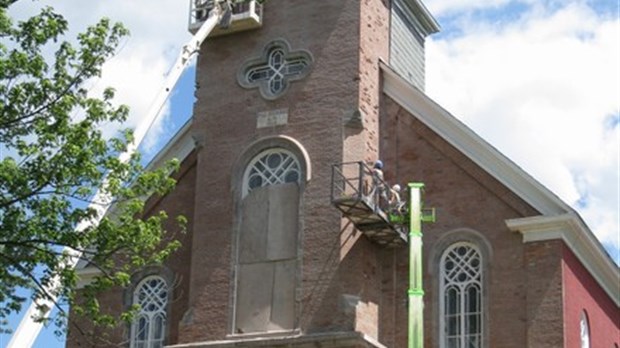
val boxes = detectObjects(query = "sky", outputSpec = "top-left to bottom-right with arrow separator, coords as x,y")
1,0 -> 618,347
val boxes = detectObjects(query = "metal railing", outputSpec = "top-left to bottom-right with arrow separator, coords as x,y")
332,161 -> 410,224
332,161 -> 371,200
189,0 -> 262,34
332,161 -> 397,212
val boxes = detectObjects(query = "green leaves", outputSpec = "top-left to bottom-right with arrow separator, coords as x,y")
0,1 -> 183,338
16,7 -> 68,51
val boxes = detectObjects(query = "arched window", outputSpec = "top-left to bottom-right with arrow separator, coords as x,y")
242,148 -> 301,197
130,276 -> 168,348
580,310 -> 590,348
440,242 -> 483,348
234,145 -> 305,334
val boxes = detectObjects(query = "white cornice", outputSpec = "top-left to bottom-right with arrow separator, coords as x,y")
380,61 -> 569,216
401,0 -> 441,36
144,120 -> 195,172
75,266 -> 102,289
506,214 -> 620,307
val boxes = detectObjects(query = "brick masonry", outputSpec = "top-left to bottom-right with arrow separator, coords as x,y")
380,95 -> 540,348
180,0 -> 392,343
67,151 -> 197,347
524,240 -> 564,348
66,1 -> 619,347
562,244 -> 620,347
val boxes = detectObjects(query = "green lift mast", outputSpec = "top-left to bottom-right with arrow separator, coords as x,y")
407,183 -> 435,348
331,163 -> 436,348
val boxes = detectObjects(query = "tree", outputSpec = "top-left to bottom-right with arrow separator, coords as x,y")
0,0 -> 184,337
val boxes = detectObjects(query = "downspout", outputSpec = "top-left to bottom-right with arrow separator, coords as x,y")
408,183 -> 425,348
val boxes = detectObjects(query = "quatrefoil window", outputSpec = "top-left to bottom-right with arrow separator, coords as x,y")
238,39 -> 313,100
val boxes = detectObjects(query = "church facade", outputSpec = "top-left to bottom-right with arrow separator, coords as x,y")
68,1 -> 619,347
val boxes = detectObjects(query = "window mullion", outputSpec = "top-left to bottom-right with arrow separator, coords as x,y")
460,283 -> 465,348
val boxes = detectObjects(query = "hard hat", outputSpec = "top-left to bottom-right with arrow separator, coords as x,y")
392,184 -> 401,192
374,160 -> 383,169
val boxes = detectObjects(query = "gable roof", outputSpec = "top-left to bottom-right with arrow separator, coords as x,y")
380,61 -> 619,307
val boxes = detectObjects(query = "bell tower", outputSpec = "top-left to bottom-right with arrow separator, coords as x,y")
179,0 -> 438,345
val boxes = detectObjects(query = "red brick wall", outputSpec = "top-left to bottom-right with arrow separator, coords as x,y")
379,95 -> 540,348
301,0 -> 391,337
66,287 -> 125,347
563,244 -> 620,348
146,153 -> 197,345
524,240 -> 564,348
66,153 -> 197,347
358,0 -> 391,164
181,0 -> 392,343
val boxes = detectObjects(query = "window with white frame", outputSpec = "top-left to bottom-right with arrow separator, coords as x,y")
242,148 -> 301,197
580,310 -> 590,348
440,242 -> 483,348
130,276 -> 168,348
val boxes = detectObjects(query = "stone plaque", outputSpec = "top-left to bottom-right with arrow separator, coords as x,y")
257,109 -> 288,128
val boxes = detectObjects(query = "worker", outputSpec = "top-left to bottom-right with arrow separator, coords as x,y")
372,160 -> 384,180
219,0 -> 234,28
390,184 -> 405,214
372,160 -> 388,208
390,184 -> 400,208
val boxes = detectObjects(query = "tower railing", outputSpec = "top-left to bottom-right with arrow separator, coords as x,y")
189,0 -> 263,35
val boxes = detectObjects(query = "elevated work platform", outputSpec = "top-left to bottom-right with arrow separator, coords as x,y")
331,162 -> 408,247
189,0 -> 263,36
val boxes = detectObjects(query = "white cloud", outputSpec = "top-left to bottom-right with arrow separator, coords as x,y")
423,0 -> 514,16
426,1 -> 620,261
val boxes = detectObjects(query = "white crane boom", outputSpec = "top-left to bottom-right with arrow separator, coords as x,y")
7,1 -> 229,347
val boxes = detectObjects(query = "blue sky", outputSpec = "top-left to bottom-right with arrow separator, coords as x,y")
2,0 -> 618,347
425,0 -> 619,264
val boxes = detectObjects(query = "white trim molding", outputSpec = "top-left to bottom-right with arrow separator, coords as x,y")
145,120 -> 195,172
75,266 -> 102,289
399,0 -> 441,36
380,61 -> 569,216
506,214 -> 620,307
